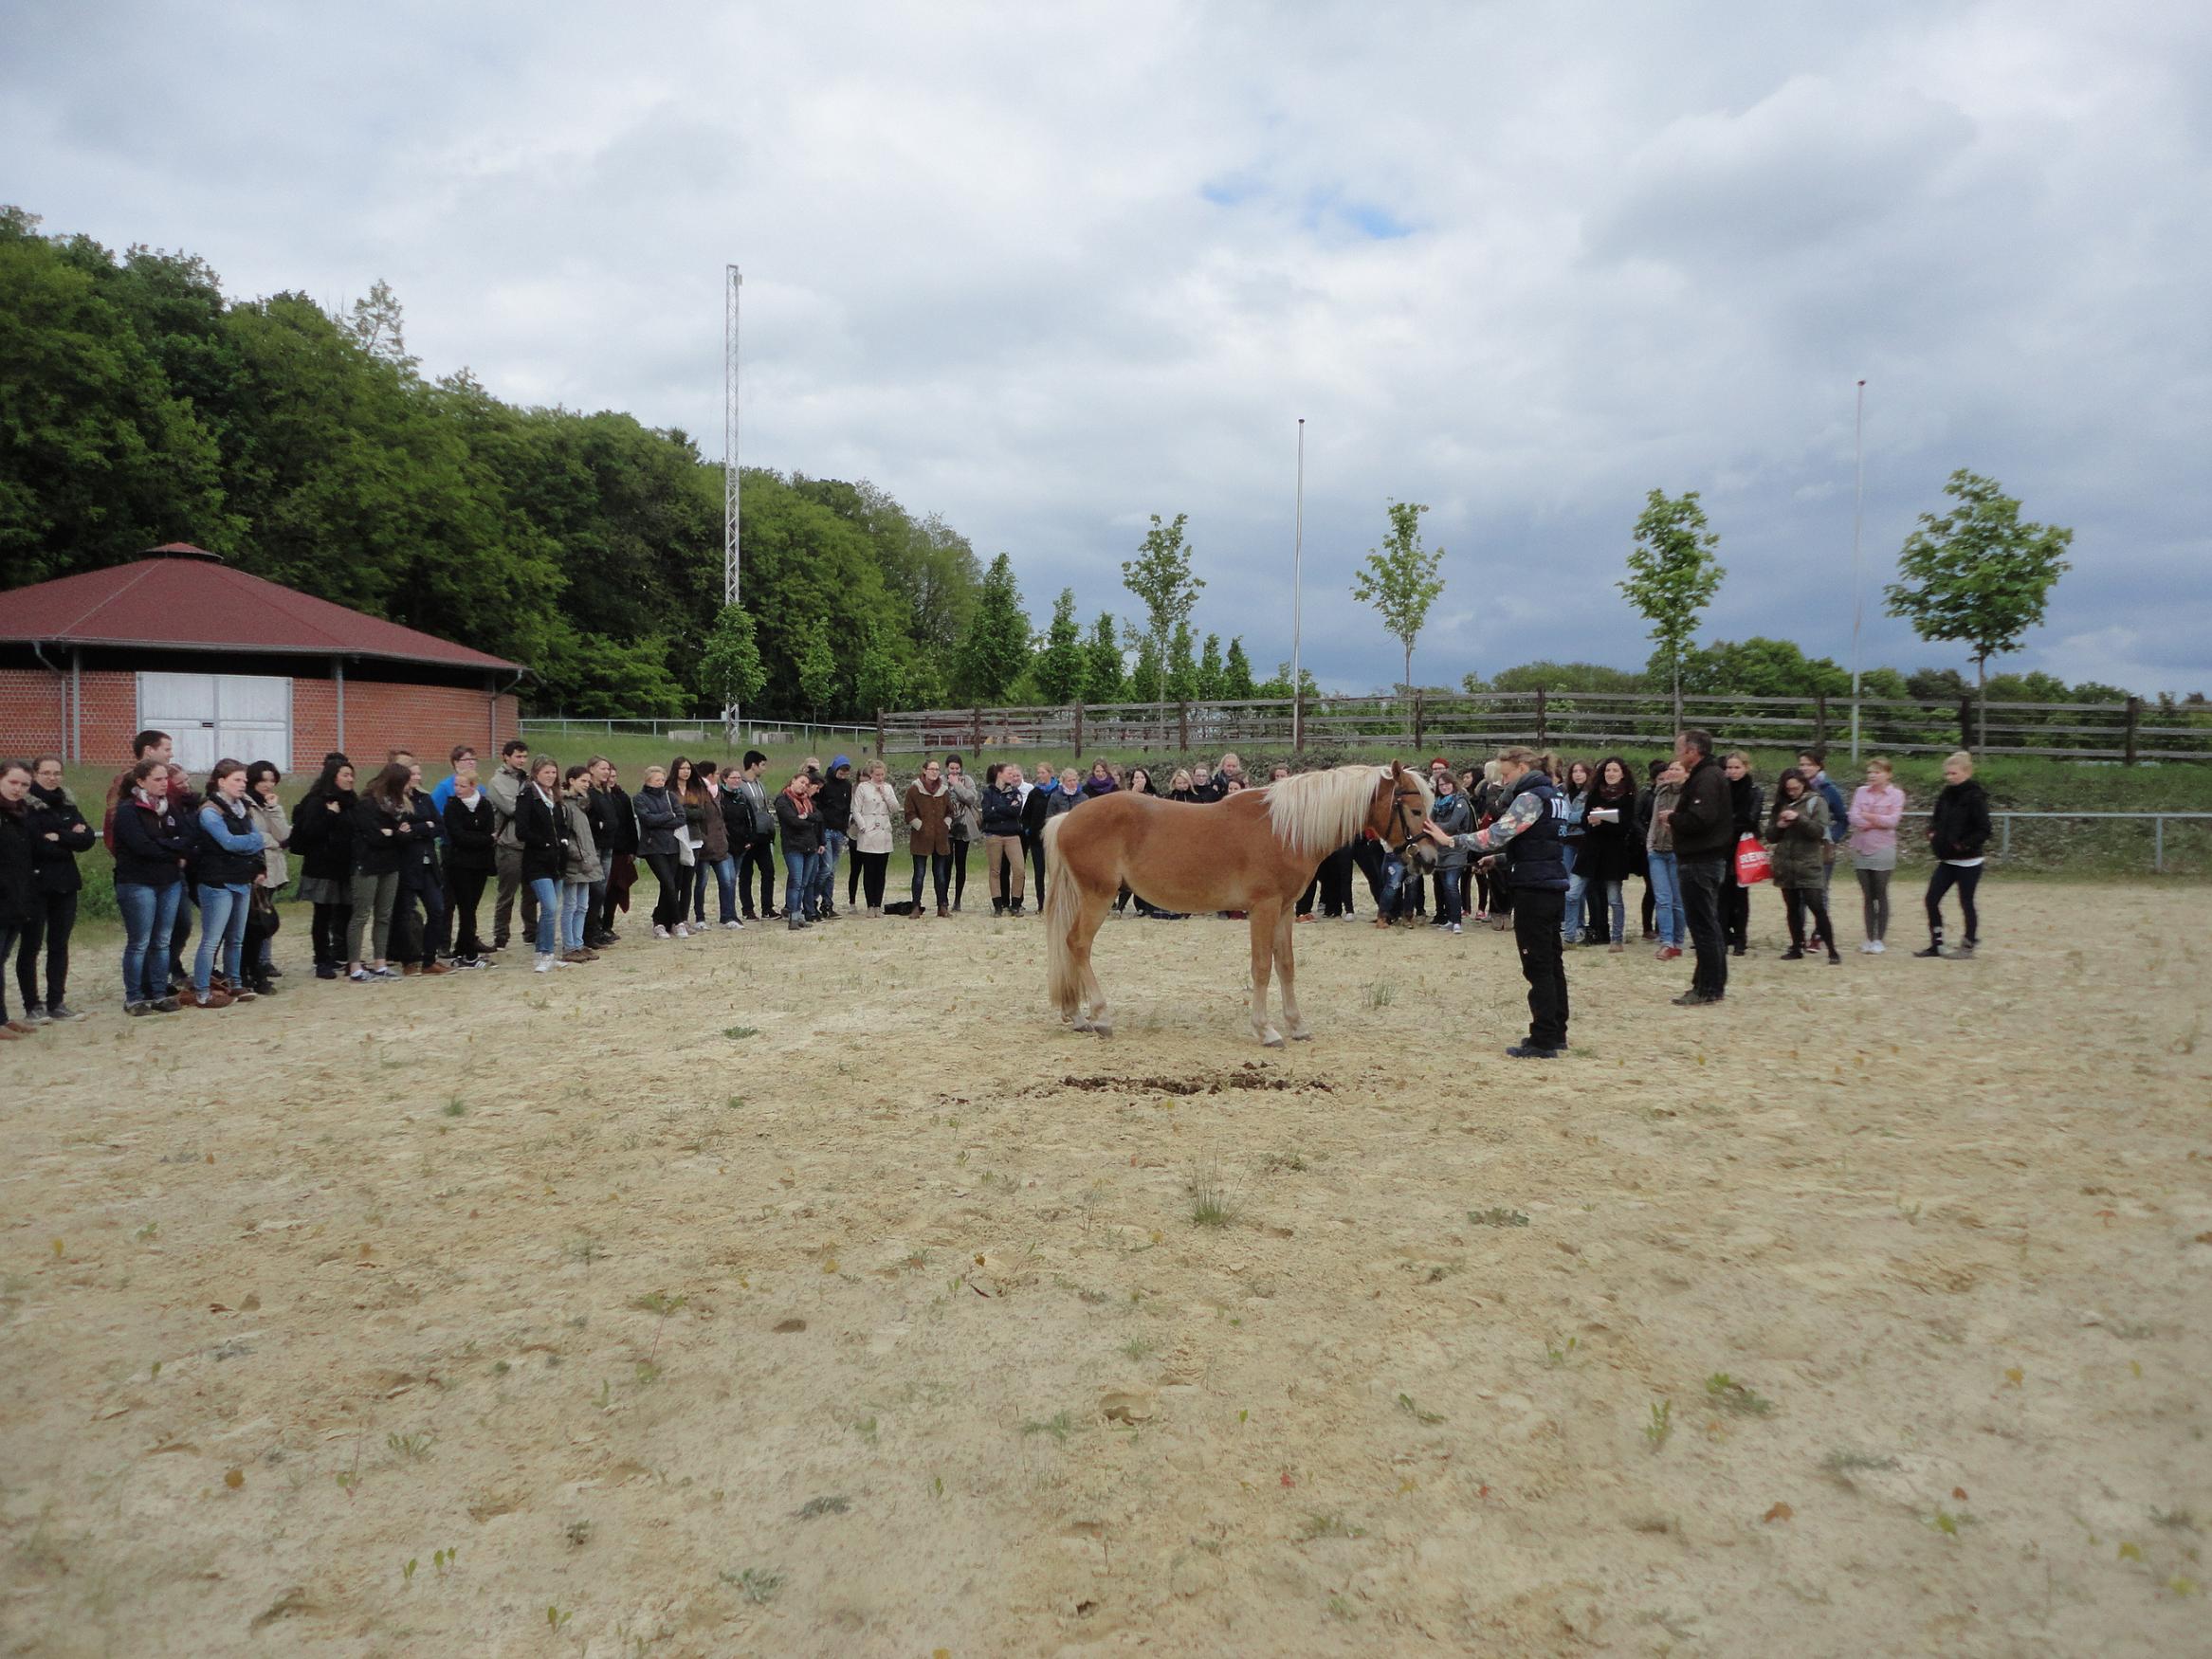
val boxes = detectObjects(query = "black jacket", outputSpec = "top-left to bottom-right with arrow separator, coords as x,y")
516,785 -> 572,882
0,802 -> 35,923
774,789 -> 822,856
25,784 -> 95,896
980,782 -> 1025,838
1728,773 -> 1765,838
599,785 -> 640,856
1020,784 -> 1056,835
1580,786 -> 1640,883
442,791 -> 499,873
397,789 -> 443,883
716,784 -> 755,848
1670,756 -> 1734,861
351,795 -> 407,877
111,793 -> 193,889
290,786 -> 357,883
814,774 -> 853,833
1928,779 -> 1992,862
632,784 -> 684,859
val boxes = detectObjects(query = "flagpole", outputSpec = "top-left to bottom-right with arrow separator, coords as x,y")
1291,418 -> 1305,754
1849,377 -> 1866,760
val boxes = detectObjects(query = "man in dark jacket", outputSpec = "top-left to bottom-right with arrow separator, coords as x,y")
1660,729 -> 1733,1006
1424,745 -> 1570,1057
732,751 -> 777,921
814,757 -> 855,920
592,758 -> 639,943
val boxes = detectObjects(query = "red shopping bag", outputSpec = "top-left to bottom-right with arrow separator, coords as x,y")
1734,833 -> 1772,884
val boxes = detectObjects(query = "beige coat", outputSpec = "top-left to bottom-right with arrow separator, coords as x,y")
850,778 -> 898,855
903,779 -> 953,857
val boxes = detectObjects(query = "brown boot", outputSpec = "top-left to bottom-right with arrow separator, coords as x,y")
938,904 -> 950,919
908,905 -> 923,920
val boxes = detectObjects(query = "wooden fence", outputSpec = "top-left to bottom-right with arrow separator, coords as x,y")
878,690 -> 2212,763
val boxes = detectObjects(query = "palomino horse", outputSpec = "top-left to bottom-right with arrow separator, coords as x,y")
1042,762 -> 1435,1045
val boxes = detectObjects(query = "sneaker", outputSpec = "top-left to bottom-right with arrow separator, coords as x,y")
1608,941 -> 1624,954
1913,944 -> 1944,958
347,968 -> 377,984
1868,939 -> 1887,955
1950,942 -> 1977,958
1782,945 -> 1805,960
722,920 -> 743,930
126,1001 -> 153,1017
373,965 -> 403,980
421,961 -> 452,976
560,950 -> 592,964
452,956 -> 482,971
229,986 -> 259,1002
1672,990 -> 1720,1007
22,1006 -> 50,1026
1506,1042 -> 1563,1060
153,996 -> 182,1013
316,963 -> 338,981
600,930 -> 622,943
192,989 -> 231,1010
1827,951 -> 1843,965
534,955 -> 556,974
787,918 -> 811,931
1859,940 -> 1879,954
1654,945 -> 1682,960
653,925 -> 670,939
1449,922 -> 1463,935
674,923 -> 691,939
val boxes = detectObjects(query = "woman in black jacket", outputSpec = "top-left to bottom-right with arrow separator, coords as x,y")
393,765 -> 450,976
631,764 -> 687,939
979,761 -> 1028,916
515,755 -> 573,969
1580,757 -> 1639,950
0,761 -> 38,1037
1723,750 -> 1764,956
19,756 -> 96,1022
346,763 -> 411,981
1917,751 -> 1992,958
290,755 -> 356,979
442,772 -> 499,967
110,757 -> 193,1014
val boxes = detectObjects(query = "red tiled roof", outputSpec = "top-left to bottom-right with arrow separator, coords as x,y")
0,550 -> 522,673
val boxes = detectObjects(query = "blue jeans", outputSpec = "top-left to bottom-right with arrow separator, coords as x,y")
1435,867 -> 1464,926
193,883 -> 252,995
1599,878 -> 1625,943
1647,853 -> 1684,947
784,852 -> 818,919
529,877 -> 560,956
705,855 -> 737,923
118,882 -> 184,1006
560,882 -> 592,952
814,830 -> 846,913
1378,855 -> 1406,920
1563,869 -> 1588,940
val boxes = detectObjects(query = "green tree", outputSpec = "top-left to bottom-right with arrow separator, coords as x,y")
1197,632 -> 1224,701
539,629 -> 688,719
1885,468 -> 2074,750
343,277 -> 418,374
953,551 -> 1031,702
1222,637 -> 1255,699
1620,487 -> 1725,730
1350,498 -> 1446,692
1481,662 -> 1649,695
1121,512 -> 1203,703
1164,619 -> 1199,702
1082,613 -> 1125,703
702,603 -> 767,737
796,632 -> 839,720
1673,636 -> 1848,700
1033,587 -> 1085,704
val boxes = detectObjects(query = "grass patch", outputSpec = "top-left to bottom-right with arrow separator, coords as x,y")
1645,1398 -> 1673,1450
1019,1410 -> 1077,1443
722,1566 -> 784,1604
1300,1513 -> 1368,1540
1396,1393 -> 1444,1425
1468,1206 -> 1529,1228
1821,1449 -> 1900,1478
1705,1373 -> 1774,1415
792,1494 -> 850,1519
1187,1162 -> 1236,1229
722,1025 -> 759,1041
1364,982 -> 1397,1009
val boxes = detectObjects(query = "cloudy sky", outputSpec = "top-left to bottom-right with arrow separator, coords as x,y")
9,1 -> 2209,694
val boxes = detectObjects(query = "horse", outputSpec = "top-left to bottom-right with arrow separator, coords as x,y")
1041,762 -> 1435,1045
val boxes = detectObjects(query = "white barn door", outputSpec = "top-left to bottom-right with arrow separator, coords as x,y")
138,672 -> 293,773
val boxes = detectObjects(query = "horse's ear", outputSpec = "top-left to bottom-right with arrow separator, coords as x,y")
1388,759 -> 1404,779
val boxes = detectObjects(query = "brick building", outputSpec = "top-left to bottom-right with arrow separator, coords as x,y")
0,545 -> 526,773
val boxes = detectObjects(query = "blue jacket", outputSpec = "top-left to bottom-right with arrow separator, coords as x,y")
1811,773 -> 1848,843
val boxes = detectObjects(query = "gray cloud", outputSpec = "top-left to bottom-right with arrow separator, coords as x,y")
6,0 -> 2207,694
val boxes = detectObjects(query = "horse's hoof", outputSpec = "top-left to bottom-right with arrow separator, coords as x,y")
1259,1030 -> 1285,1048
1091,1025 -> 1113,1040
1289,1029 -> 1314,1042
1071,1017 -> 1092,1032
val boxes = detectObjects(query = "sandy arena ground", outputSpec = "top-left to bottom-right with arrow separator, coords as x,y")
3,881 -> 2209,1657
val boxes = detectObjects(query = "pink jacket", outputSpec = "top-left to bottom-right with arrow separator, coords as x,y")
1847,782 -> 1907,859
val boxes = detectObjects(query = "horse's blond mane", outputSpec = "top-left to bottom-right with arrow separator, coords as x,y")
1263,764 -> 1431,859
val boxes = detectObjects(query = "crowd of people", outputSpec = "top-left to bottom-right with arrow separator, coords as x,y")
0,729 -> 1991,1039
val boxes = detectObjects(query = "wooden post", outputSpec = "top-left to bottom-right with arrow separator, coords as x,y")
970,706 -> 982,753
876,708 -> 886,758
1178,700 -> 1189,753
2124,696 -> 2141,766
1413,689 -> 1426,755
1535,688 -> 1548,746
1293,688 -> 1305,755
1073,702 -> 1085,760
1958,697 -> 1974,753
1814,692 -> 1827,748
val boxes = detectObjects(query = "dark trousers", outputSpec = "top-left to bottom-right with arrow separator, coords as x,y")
168,889 -> 194,987
450,866 -> 490,956
1026,833 -> 1048,907
1680,856 -> 1729,998
1725,858 -> 1751,950
311,902 -> 352,969
16,889 -> 77,1011
395,871 -> 448,965
492,846 -> 539,948
1435,867 -> 1464,926
1783,886 -> 1836,956
0,923 -> 19,1021
739,836 -> 777,916
1511,888 -> 1568,1048
1925,863 -> 1982,945
646,852 -> 684,928
600,852 -> 635,935
1352,839 -> 1387,908
949,840 -> 971,908
911,852 -> 951,907
855,850 -> 889,906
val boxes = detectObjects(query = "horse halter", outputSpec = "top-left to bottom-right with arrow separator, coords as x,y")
1382,776 -> 1429,856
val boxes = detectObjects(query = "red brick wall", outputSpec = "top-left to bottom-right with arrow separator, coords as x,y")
0,667 -> 517,771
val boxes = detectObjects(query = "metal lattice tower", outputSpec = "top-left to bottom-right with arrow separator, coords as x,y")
722,264 -> 742,740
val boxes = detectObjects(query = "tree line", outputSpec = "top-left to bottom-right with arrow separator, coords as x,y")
6,206 -> 2167,729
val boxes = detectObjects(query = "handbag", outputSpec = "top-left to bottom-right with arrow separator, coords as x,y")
246,884 -> 283,938
1734,834 -> 1772,885
677,835 -> 696,868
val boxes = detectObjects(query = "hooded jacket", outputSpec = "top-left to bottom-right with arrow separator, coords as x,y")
291,782 -> 357,883
944,769 -> 982,841
631,783 -> 685,859
1763,789 -> 1832,888
1928,778 -> 1992,863
815,759 -> 855,833
903,776 -> 954,855
775,784 -> 822,856
1428,788 -> 1474,871
1019,778 -> 1057,836
26,782 -> 95,896
850,776 -> 898,855
484,761 -> 532,852
112,791 -> 193,889
442,788 -> 499,873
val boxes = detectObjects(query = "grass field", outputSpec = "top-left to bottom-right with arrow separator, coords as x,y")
3,880 -> 2208,1655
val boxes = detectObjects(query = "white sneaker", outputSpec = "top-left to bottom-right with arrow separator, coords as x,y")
534,955 -> 555,974
653,925 -> 670,939
674,923 -> 691,939
1450,922 -> 1462,935
1868,939 -> 1887,954
722,919 -> 743,930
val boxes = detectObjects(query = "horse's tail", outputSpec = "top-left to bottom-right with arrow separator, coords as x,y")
1043,815 -> 1081,1016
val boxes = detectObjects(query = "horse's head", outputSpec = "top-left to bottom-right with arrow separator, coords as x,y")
1367,761 -> 1436,868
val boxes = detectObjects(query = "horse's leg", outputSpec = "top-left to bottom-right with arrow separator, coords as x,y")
1275,906 -> 1311,1041
1071,886 -> 1116,1036
1247,898 -> 1284,1047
